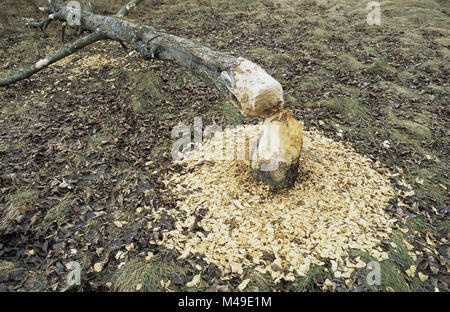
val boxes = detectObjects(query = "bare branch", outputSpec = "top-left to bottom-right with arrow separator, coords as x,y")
60,22 -> 67,42
1,0 -> 301,188
116,0 -> 143,18
26,17 -> 53,32
117,39 -> 127,50
0,30 -> 106,87
26,18 -> 47,29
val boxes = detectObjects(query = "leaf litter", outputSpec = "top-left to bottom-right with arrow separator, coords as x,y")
153,127 -> 398,283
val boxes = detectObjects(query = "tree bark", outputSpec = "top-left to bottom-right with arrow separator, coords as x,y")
29,0 -> 283,118
0,0 -> 302,188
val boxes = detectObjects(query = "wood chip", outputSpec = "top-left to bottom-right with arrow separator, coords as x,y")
153,129 -> 399,282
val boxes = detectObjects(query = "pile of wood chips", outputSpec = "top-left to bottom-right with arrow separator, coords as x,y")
153,127 -> 398,282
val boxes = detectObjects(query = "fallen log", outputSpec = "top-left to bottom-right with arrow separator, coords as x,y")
0,0 -> 303,188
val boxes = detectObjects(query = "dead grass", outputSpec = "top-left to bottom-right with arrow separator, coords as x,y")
111,257 -> 186,292
1,0 -> 448,292
338,53 -> 365,72
321,97 -> 369,120
0,0 -> 37,33
0,260 -> 17,275
394,120 -> 432,141
382,107 -> 432,143
209,101 -> 246,125
297,76 -> 325,92
116,69 -> 165,112
369,57 -> 397,77
245,268 -> 272,292
33,193 -> 74,235
352,248 -> 410,292
0,185 -> 39,231
296,265 -> 324,291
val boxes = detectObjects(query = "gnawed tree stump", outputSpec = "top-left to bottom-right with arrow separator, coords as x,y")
250,110 -> 303,189
0,0 -> 303,188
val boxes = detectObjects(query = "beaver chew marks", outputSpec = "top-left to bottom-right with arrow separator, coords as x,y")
250,110 -> 303,188
231,57 -> 284,118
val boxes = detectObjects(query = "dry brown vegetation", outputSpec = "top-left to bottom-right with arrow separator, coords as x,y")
0,0 -> 448,292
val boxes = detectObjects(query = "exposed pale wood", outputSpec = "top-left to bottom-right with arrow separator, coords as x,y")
2,0 -> 283,119
0,0 -> 303,188
250,110 -> 303,188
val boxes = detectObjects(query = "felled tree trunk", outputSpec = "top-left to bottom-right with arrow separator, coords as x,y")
0,0 -> 303,188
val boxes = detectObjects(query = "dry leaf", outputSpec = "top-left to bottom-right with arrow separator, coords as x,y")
418,272 -> 428,282
186,274 -> 201,288
238,278 -> 250,291
405,265 -> 416,277
145,252 -> 154,261
94,262 -> 103,272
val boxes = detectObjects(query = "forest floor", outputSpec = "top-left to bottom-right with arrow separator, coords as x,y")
0,0 -> 448,291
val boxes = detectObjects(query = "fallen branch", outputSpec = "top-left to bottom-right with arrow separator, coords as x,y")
0,30 -> 106,86
26,17 -> 53,32
0,0 -> 303,188
1,0 -> 282,117
116,0 -> 144,18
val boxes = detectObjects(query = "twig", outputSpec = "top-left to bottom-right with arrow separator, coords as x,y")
26,18 -> 52,32
118,39 -> 127,50
0,29 -> 106,87
116,0 -> 143,18
60,22 -> 67,42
